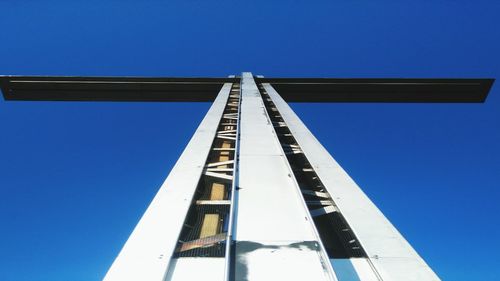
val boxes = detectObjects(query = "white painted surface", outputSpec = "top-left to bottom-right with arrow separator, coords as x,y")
350,258 -> 380,281
236,73 -> 316,241
165,258 -> 225,281
236,242 -> 330,281
234,73 -> 331,281
103,84 -> 233,281
264,83 -> 440,281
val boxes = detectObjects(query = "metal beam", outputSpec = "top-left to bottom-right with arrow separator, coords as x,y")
234,72 -> 336,281
1,76 -> 494,102
257,77 -> 494,102
0,76 -> 238,102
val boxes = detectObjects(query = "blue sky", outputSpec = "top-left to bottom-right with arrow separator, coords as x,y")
0,1 -> 499,280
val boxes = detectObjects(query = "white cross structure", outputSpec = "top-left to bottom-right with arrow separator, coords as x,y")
1,73 -> 494,281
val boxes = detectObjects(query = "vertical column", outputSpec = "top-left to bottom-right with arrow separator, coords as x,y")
104,83 -> 233,281
166,83 -> 242,281
263,83 -> 440,281
233,73 -> 334,280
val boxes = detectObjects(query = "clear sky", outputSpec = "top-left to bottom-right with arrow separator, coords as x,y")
0,1 -> 499,281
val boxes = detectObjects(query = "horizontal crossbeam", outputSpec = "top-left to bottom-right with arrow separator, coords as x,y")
0,76 -> 238,102
258,78 -> 494,102
0,76 -> 494,102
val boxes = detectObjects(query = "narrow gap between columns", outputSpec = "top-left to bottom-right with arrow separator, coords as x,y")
257,83 -> 368,260
172,83 -> 241,258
